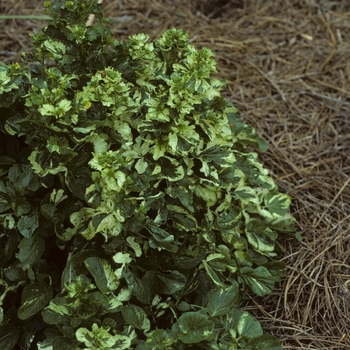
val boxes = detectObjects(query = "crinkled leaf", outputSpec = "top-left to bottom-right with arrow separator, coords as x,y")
18,282 -> 53,320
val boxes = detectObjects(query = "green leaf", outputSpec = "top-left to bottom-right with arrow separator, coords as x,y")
146,223 -> 177,253
60,249 -> 95,289
37,328 -> 61,350
84,256 -> 120,293
237,311 -> 263,339
0,191 -> 12,213
76,323 -> 132,349
121,304 -> 151,331
246,230 -> 276,254
240,266 -> 274,296
17,235 -> 45,265
234,250 -> 253,267
202,260 -> 225,287
13,198 -> 31,216
146,329 -> 175,348
18,282 -> 53,320
157,157 -> 184,182
207,283 -> 240,317
157,270 -> 186,294
0,324 -> 19,350
65,167 -> 92,201
247,334 -> 282,350
264,192 -> 291,217
52,336 -> 75,350
262,261 -> 286,282
17,210 -> 39,238
8,164 -> 40,191
172,312 -> 214,344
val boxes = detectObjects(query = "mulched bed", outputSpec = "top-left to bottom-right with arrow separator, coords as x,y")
1,0 -> 350,348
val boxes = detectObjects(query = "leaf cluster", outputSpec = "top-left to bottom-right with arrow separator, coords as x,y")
0,0 -> 296,349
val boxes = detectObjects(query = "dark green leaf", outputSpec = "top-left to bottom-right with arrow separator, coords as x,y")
8,164 -> 40,191
0,324 -> 19,350
18,282 -> 53,320
4,266 -> 23,282
122,304 -> 150,331
157,157 -> 184,181
146,223 -> 178,253
4,230 -> 18,260
52,336 -> 75,350
13,198 -> 31,216
157,270 -> 186,294
17,235 -> 45,265
84,256 -> 119,293
65,167 -> 92,200
41,204 -> 61,222
0,191 -> 12,213
17,210 -> 39,238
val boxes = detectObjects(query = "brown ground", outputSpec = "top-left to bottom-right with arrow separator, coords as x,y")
1,0 -> 350,349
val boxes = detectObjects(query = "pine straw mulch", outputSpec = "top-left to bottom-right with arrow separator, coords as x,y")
1,0 -> 350,349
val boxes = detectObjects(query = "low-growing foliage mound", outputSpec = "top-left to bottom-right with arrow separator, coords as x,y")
0,0 -> 296,349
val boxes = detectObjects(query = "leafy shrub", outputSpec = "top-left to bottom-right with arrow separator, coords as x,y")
0,0 -> 296,349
